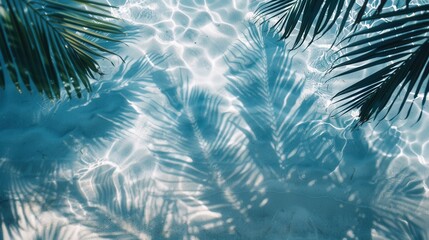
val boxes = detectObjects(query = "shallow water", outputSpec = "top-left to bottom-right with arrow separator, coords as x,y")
1,0 -> 429,239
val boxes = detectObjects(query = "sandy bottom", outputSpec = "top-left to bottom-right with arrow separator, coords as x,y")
0,0 -> 428,239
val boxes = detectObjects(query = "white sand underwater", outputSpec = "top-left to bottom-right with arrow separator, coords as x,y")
0,0 -> 428,239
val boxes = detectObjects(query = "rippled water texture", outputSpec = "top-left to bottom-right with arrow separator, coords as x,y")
0,0 -> 429,239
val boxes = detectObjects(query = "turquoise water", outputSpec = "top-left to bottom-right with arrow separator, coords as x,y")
1,0 -> 429,239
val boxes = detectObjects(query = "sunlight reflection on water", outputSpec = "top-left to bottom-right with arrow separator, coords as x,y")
0,0 -> 428,239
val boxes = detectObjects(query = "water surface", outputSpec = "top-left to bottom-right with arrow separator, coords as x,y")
0,0 -> 428,239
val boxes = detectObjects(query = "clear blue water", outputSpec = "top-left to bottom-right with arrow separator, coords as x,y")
0,0 -> 428,239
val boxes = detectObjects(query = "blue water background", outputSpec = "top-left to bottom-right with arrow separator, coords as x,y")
0,0 -> 428,239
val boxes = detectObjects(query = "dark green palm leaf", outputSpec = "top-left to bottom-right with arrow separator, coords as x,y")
0,0 -> 123,99
254,0 -> 407,49
331,5 -> 429,124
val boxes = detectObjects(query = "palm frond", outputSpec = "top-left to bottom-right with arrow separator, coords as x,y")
0,0 -> 123,99
254,0 -> 407,49
331,5 -> 429,125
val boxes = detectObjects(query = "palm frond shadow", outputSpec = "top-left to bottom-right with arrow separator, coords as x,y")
225,22 -> 349,185
225,22 -> 325,177
142,68 -> 269,238
69,22 -> 426,239
50,64 -> 263,239
76,22 -> 424,239
223,21 -> 428,239
36,55 -> 190,239
34,221 -> 96,240
39,24 -> 428,239
369,156 -> 429,240
0,55 -> 158,238
67,163 -> 153,239
41,143 -> 164,239
224,22 -> 349,238
0,158 -> 57,239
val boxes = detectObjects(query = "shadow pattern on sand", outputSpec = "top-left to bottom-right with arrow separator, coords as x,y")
0,53 -> 156,239
0,21 -> 428,239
